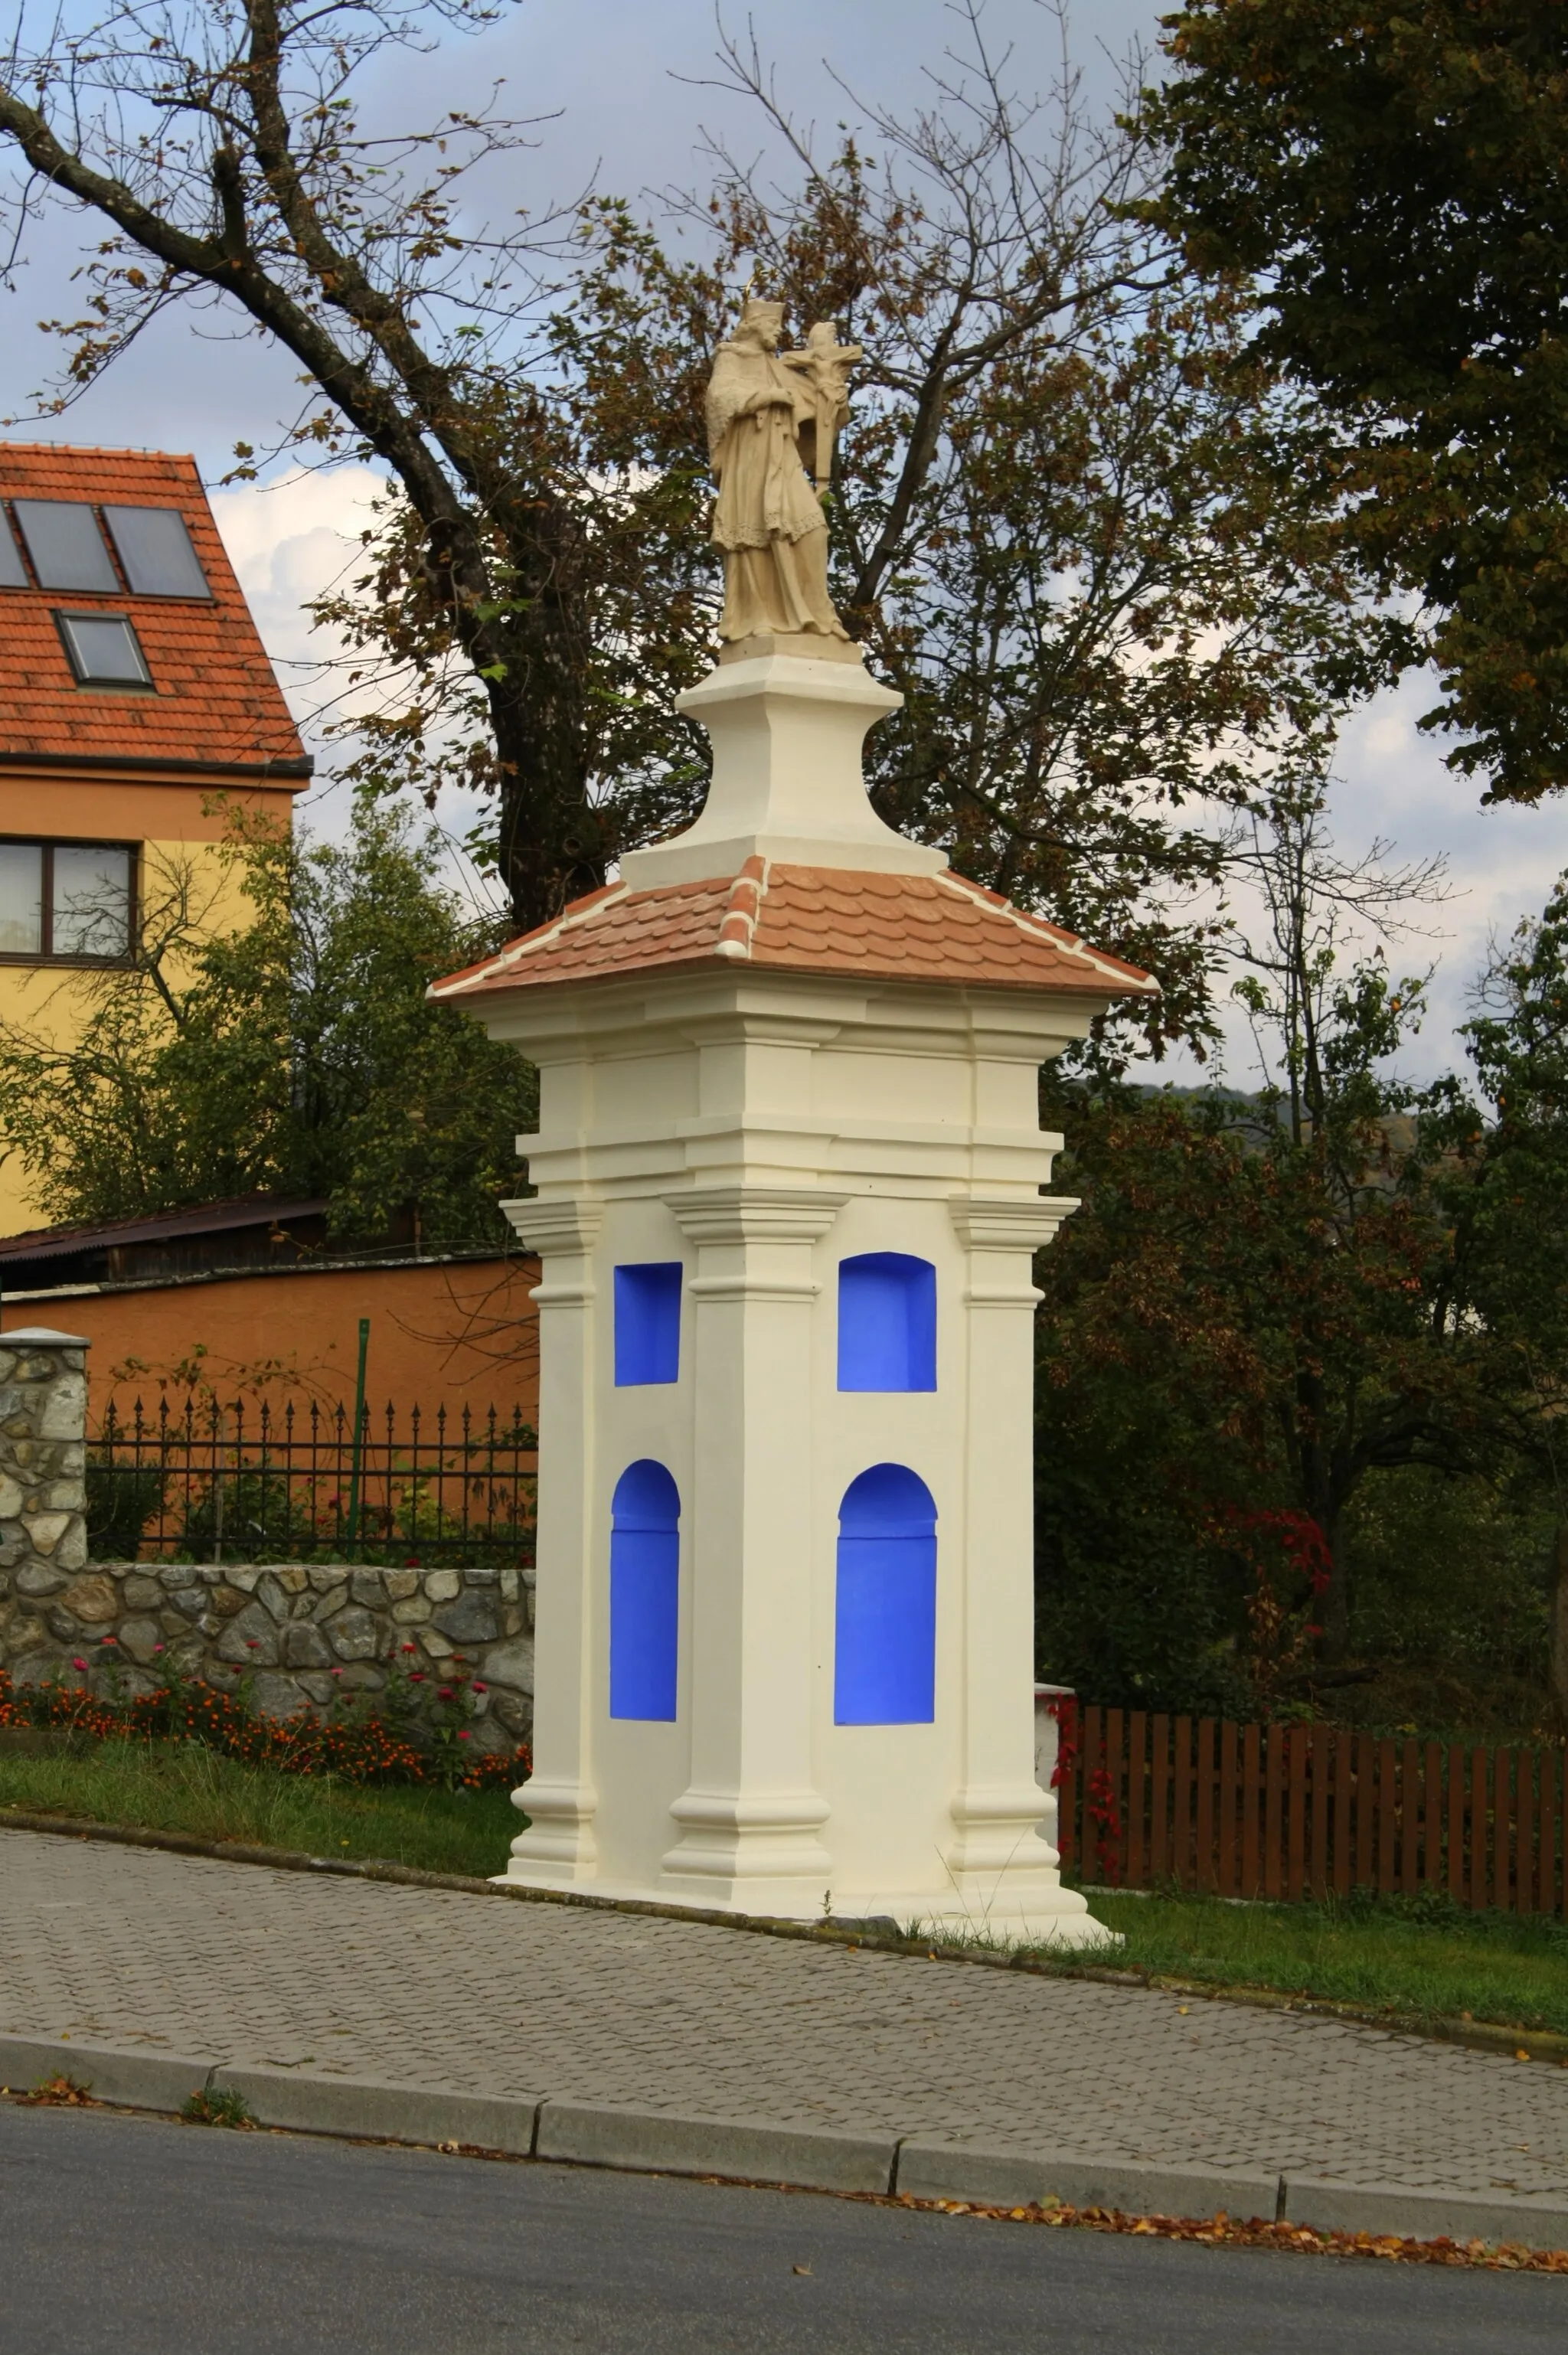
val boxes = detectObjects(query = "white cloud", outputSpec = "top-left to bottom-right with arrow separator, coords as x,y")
211,463 -> 504,913
208,462 -> 387,704
1138,672 -> 1568,1093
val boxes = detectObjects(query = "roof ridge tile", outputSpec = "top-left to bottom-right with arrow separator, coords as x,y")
714,853 -> 769,961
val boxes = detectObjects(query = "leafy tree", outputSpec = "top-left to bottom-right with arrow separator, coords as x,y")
0,2 -> 1387,1057
1034,1089 -> 1270,1714
1339,1464 -> 1554,1739
1423,874 -> 1568,1713
341,31 -> 1393,1060
1036,789 -> 1476,1703
1034,1073 -> 1456,1706
1145,1 -> 1568,802
0,805 -> 531,1243
1038,846 -> 1568,1721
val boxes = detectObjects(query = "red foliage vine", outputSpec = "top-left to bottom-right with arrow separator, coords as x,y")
0,1663 -> 531,1793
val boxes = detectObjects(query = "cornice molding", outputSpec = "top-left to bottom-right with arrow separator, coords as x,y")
948,1194 -> 1080,1253
665,1185 -> 848,1249
501,1197 -> 603,1257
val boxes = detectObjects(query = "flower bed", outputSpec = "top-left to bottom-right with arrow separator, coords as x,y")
0,1655 -> 531,1794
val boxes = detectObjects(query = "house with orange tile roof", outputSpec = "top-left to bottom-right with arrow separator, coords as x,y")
0,443 -> 311,1232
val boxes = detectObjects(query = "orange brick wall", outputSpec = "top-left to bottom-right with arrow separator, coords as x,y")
2,1256 -> 541,1432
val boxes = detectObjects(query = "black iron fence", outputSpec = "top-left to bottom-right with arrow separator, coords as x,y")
87,1396 -> 537,1567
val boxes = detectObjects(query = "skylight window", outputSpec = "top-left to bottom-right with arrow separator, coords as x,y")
103,504 -> 210,599
55,612 -> 153,688
0,511 -> 26,590
14,501 -> 118,593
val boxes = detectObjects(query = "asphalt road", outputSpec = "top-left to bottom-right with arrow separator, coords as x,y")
2,2102 -> 1564,2355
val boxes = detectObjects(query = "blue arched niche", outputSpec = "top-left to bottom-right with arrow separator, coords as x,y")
834,1464 -> 937,1725
609,1459 -> 680,1721
837,1253 -> 936,1391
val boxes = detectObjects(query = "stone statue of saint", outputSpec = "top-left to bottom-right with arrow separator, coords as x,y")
706,299 -> 854,648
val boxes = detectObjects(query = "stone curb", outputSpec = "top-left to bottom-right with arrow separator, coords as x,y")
1279,2177 -> 1568,2248
0,2033 -> 214,2114
5,2031 -> 1568,2252
536,2099 -> 896,2193
211,2066 -> 542,2157
896,2141 -> 1282,2222
8,1808 -> 1568,2069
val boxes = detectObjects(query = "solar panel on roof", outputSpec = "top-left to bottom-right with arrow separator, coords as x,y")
14,501 -> 119,593
103,504 -> 210,598
0,509 -> 27,589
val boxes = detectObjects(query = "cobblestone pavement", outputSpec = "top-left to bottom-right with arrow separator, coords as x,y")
3,1827 -> 1566,2198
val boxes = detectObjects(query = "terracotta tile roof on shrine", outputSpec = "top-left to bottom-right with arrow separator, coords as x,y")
433,856 -> 1156,1003
0,443 -> 310,777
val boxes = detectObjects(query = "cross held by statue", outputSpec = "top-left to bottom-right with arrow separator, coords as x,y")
783,322 -> 863,492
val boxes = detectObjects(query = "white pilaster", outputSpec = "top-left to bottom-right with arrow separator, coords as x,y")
497,1197 -> 603,1884
658,1184 -> 846,1910
939,1195 -> 1103,1937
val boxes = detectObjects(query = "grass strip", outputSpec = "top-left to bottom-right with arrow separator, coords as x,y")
1037,1889 -> 1568,2041
0,1739 -> 519,1880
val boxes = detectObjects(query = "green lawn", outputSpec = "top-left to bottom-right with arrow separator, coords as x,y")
0,1739 -> 521,1881
1046,1887 -> 1568,2040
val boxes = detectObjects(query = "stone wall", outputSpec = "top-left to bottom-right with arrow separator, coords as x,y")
0,1330 -> 90,1588
0,1557 -> 536,1753
0,1329 -> 534,1752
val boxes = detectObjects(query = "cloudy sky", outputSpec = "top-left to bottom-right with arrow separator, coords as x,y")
3,0 -> 1563,1089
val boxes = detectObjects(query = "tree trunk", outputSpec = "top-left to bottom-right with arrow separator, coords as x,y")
485,607 -> 609,936
1317,1509 -> 1350,1664
495,740 -> 609,936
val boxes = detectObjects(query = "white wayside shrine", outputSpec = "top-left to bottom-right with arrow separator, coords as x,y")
433,642 -> 1153,1942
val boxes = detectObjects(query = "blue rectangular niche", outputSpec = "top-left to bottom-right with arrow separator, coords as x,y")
837,1253 -> 936,1392
614,1262 -> 683,1386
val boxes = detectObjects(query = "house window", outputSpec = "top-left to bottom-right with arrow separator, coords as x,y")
54,612 -> 153,689
609,1459 -> 681,1721
0,841 -> 135,962
12,500 -> 119,593
837,1253 -> 937,1391
834,1464 -> 938,1725
613,1262 -> 683,1386
103,505 -> 210,599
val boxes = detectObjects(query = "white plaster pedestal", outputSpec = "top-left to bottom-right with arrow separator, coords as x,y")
434,651 -> 1153,1948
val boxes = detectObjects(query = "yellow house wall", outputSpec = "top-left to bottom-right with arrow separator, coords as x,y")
0,769 -> 302,1236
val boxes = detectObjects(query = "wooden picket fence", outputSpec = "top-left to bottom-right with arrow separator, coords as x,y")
1055,1705 -> 1568,1914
